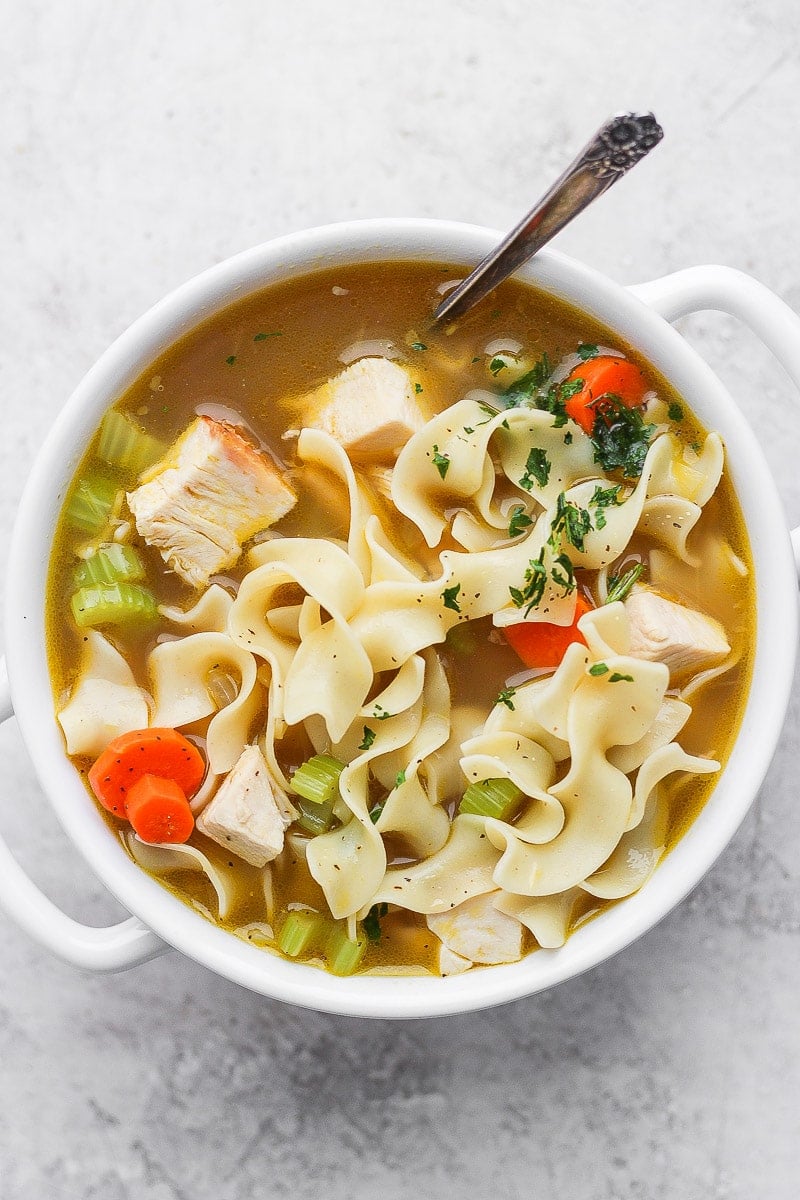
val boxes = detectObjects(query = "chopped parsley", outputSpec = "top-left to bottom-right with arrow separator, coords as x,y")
363,902 -> 388,942
463,425 -> 475,435
253,331 -> 282,341
509,549 -> 548,615
550,552 -> 576,596
358,726 -> 376,752
411,341 -> 428,351
225,355 -> 237,366
395,769 -> 406,788
589,662 -> 609,676
609,672 -> 634,683
508,506 -> 533,539
564,431 -> 573,445
577,343 -> 599,361
368,799 -> 385,824
489,356 -> 507,375
372,704 -> 392,721
590,484 -> 623,530
415,382 -> 423,394
432,445 -> 450,480
590,395 -> 654,478
519,446 -> 551,491
441,583 -> 462,613
500,352 -> 551,408
668,401 -> 684,422
496,687 -> 516,710
605,562 -> 644,604
549,492 -> 593,553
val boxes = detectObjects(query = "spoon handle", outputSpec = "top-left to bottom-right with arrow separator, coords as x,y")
433,111 -> 664,324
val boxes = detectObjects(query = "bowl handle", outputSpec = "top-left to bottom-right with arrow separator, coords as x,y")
630,265 -> 800,578
0,657 -> 167,971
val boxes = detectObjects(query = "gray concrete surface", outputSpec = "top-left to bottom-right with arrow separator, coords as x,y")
1,2 -> 799,1197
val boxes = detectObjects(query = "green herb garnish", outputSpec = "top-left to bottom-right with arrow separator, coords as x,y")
496,687 -> 517,710
590,395 -> 654,478
549,492 -> 593,553
550,553 -> 576,596
489,357 -> 507,376
372,704 -> 392,721
668,401 -> 684,422
577,343 -> 599,360
509,549 -> 548,615
589,662 -> 609,676
432,445 -> 450,480
590,484 -> 623,531
508,507 -> 533,539
519,446 -> 551,491
395,770 -> 406,788
605,563 -> 644,604
411,341 -> 428,351
609,672 -> 634,683
254,331 -> 282,341
500,353 -> 551,408
358,726 -> 376,752
363,903 -> 388,943
225,355 -> 237,365
441,583 -> 462,613
368,799 -> 385,824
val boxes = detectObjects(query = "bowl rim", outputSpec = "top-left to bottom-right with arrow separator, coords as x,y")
5,217 -> 798,1018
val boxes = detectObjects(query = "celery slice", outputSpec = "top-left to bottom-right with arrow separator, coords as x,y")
291,754 -> 345,806
458,777 -> 524,821
278,911 -> 326,958
326,924 -> 367,976
70,582 -> 158,628
65,475 -> 119,534
73,543 -> 145,587
294,795 -> 335,836
97,410 -> 166,475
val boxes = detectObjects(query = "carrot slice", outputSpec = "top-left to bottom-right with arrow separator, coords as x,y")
565,356 -> 648,433
125,774 -> 195,844
88,727 -> 205,815
504,593 -> 593,669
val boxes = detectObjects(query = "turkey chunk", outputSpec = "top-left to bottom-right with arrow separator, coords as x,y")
127,416 -> 296,588
625,588 -> 730,681
427,892 -> 523,965
305,358 -> 425,461
196,745 -> 296,867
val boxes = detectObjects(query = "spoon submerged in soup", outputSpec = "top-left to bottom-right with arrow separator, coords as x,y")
433,111 -> 664,325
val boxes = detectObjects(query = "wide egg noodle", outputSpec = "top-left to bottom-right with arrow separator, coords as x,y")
372,814 -> 501,914
487,653 -> 670,896
147,631 -> 260,773
124,832 -> 238,920
296,428 -> 380,583
459,731 -> 563,844
494,887 -> 584,950
158,583 -> 233,634
57,631 -> 149,757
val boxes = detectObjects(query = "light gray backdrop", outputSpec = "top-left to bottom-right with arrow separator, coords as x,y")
1,2 -> 799,1197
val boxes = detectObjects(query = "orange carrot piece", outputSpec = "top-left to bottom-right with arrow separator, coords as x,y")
504,593 -> 593,669
565,356 -> 648,433
88,727 -> 205,815
125,774 -> 195,844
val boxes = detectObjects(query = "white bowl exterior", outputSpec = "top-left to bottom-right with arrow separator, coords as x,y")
6,219 -> 797,1017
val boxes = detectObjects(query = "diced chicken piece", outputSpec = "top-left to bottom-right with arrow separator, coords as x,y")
305,358 -> 425,461
625,588 -> 730,680
196,745 -> 295,867
427,892 -> 523,965
128,416 -> 296,588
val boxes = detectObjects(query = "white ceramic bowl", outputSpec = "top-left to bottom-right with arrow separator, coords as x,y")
3,219 -> 799,1018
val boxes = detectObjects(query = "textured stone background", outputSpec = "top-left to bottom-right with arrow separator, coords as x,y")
1,2 -> 799,1197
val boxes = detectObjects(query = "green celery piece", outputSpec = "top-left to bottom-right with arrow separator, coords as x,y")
295,794 -> 335,836
291,754 -> 345,806
65,475 -> 119,534
458,777 -> 524,820
326,925 -> 367,976
70,582 -> 158,628
97,410 -> 166,475
277,911 -> 327,958
73,542 -> 145,588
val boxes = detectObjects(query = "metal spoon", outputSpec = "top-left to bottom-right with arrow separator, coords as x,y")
433,111 -> 664,325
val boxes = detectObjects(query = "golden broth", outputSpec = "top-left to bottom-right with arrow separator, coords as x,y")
46,261 -> 755,975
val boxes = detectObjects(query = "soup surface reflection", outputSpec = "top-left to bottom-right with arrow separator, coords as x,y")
47,261 -> 754,977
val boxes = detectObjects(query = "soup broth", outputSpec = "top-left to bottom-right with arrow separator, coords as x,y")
47,261 -> 754,976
